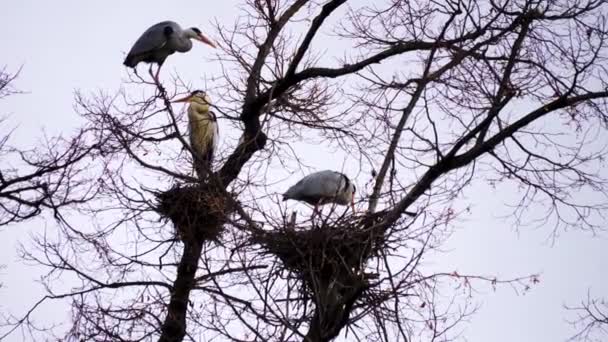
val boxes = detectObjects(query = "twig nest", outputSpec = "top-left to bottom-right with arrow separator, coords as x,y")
252,211 -> 390,285
155,184 -> 233,243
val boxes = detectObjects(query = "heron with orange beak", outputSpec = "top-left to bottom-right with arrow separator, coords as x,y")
283,170 -> 357,217
124,21 -> 216,84
172,90 -> 218,178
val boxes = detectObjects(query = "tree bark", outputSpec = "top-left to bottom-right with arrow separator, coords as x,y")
157,239 -> 204,342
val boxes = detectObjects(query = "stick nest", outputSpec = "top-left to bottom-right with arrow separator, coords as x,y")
155,184 -> 233,243
252,211 -> 389,284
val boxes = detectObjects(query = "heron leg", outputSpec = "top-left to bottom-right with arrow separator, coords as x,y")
148,64 -> 155,80
154,64 -> 163,85
311,202 -> 321,221
148,64 -> 165,93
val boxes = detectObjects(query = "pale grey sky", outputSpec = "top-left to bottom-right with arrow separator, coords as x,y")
0,1 -> 607,341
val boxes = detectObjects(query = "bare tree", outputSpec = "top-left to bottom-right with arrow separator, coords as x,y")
2,0 -> 608,341
567,292 -> 608,342
0,66 -> 98,226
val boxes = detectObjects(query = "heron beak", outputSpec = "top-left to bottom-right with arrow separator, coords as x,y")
171,95 -> 192,103
197,34 -> 217,48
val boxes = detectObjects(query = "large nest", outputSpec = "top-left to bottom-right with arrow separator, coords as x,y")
155,184 -> 233,243
251,210 -> 405,338
252,211 -> 390,286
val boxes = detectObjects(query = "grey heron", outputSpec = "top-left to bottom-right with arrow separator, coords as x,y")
283,170 -> 356,215
123,21 -> 216,84
172,90 -> 219,178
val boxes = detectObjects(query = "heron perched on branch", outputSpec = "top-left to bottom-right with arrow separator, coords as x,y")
283,170 -> 357,216
172,90 -> 218,178
123,21 -> 216,84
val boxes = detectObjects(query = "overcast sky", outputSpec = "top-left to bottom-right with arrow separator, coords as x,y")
1,1 -> 607,341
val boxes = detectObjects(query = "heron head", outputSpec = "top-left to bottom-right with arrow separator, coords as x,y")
171,90 -> 212,112
188,27 -> 217,48
190,90 -> 212,105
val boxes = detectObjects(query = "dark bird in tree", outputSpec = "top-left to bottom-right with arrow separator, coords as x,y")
172,90 -> 218,178
283,170 -> 357,215
123,21 -> 216,84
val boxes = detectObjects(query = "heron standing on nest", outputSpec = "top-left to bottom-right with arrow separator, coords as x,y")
123,21 -> 216,84
283,170 -> 356,216
172,91 -> 219,178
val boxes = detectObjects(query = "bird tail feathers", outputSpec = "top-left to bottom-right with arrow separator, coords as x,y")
123,54 -> 137,68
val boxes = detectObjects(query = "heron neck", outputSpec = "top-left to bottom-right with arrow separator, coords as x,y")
188,102 -> 211,117
175,36 -> 193,52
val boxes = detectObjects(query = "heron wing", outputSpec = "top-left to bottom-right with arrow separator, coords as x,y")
285,170 -> 344,199
126,21 -> 181,60
211,113 -> 219,156
188,109 -> 219,161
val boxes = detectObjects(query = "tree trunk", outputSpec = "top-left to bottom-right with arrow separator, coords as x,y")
304,311 -> 324,342
157,239 -> 204,342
